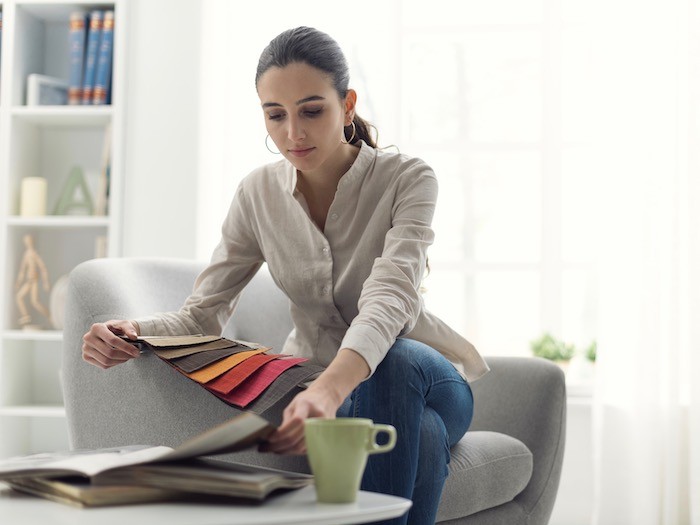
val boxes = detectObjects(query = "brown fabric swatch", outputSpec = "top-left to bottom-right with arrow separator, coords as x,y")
153,338 -> 242,359
169,347 -> 248,373
138,335 -> 222,348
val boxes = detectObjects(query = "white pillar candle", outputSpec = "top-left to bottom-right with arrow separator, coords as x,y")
20,177 -> 48,216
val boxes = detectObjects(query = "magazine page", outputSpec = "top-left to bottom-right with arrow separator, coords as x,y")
0,412 -> 273,480
0,445 -> 173,480
158,412 -> 274,462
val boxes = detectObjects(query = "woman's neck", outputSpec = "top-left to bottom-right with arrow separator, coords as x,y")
295,143 -> 361,231
297,143 -> 360,192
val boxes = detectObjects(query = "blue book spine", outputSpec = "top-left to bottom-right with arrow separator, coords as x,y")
92,10 -> 114,105
68,11 -> 87,105
81,10 -> 103,105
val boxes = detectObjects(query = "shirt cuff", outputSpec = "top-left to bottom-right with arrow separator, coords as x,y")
340,323 -> 390,379
130,316 -> 162,336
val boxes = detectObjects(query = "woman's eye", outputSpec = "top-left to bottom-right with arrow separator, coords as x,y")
304,108 -> 323,118
268,113 -> 285,121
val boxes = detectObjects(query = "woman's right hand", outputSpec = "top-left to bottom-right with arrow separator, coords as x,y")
82,320 -> 141,369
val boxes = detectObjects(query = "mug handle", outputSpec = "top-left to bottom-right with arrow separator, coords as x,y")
367,424 -> 397,455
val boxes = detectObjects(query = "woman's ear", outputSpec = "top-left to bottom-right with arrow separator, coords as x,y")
344,89 -> 358,125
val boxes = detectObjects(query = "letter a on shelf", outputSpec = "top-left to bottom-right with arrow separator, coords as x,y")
54,166 -> 95,215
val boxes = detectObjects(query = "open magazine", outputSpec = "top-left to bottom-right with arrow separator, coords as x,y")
0,412 -> 311,506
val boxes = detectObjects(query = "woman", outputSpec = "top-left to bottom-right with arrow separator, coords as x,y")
82,26 -> 489,525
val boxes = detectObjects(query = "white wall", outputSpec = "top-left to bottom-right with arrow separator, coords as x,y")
121,0 -> 201,259
550,399 -> 594,525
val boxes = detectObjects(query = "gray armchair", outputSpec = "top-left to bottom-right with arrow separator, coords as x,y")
62,257 -> 566,524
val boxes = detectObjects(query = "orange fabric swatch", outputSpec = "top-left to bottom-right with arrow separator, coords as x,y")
185,348 -> 268,384
206,353 -> 281,395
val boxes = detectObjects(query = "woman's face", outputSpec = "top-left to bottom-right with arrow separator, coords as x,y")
257,62 -> 353,175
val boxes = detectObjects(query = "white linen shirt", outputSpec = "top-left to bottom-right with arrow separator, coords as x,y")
135,141 -> 489,383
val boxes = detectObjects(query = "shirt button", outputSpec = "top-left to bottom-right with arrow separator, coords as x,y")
322,285 -> 331,295
322,247 -> 329,253
330,213 -> 338,220
330,315 -> 339,323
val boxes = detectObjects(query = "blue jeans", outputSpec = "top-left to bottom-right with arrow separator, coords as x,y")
336,338 -> 474,525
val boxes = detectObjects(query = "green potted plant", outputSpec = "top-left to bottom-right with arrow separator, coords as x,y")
585,340 -> 597,363
530,332 -> 576,372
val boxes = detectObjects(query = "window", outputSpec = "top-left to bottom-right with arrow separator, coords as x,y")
198,0 -> 598,361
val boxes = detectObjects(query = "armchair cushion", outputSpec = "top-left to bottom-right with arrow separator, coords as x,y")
438,431 -> 533,521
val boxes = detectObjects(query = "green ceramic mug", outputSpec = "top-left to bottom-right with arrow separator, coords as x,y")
304,417 -> 397,503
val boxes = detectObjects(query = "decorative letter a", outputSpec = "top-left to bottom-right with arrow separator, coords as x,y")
53,166 -> 94,215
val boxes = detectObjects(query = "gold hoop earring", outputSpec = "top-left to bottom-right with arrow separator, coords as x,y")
265,134 -> 281,155
341,121 -> 356,144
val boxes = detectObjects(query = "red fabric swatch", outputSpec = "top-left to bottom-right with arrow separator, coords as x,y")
205,353 -> 281,395
218,357 -> 308,408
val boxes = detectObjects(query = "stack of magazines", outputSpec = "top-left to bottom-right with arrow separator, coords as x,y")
0,412 -> 312,507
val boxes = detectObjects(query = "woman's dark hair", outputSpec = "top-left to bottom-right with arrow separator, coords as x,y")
255,26 -> 377,148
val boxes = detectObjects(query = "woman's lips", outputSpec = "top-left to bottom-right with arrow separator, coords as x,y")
288,147 -> 315,158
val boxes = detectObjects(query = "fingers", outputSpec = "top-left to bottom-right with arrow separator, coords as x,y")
106,321 -> 139,340
263,425 -> 307,455
82,350 -> 131,370
262,399 -> 310,455
263,390 -> 339,455
82,321 -> 140,369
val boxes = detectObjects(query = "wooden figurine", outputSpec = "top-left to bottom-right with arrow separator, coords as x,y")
15,234 -> 51,329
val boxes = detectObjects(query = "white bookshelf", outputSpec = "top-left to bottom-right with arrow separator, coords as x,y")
0,0 -> 126,459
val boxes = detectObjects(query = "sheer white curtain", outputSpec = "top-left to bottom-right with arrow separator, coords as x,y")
590,1 -> 700,523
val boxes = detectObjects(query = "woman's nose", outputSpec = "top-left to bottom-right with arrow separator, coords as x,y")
287,116 -> 306,141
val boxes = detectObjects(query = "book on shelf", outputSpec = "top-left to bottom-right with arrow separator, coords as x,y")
81,10 -> 103,105
68,11 -> 87,105
93,10 -> 115,105
0,411 -> 312,507
67,9 -> 114,106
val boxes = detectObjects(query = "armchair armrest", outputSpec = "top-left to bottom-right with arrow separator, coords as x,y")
469,356 -> 566,524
